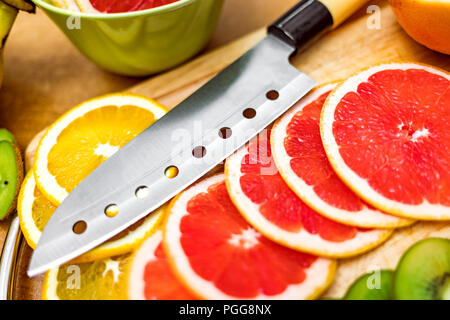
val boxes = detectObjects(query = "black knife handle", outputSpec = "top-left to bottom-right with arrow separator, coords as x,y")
269,0 -> 367,49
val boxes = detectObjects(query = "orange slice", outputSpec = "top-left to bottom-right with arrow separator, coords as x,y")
226,133 -> 393,258
33,93 -> 167,205
126,229 -> 196,300
18,171 -> 165,262
321,63 -> 450,220
42,254 -> 129,300
164,174 -> 336,300
271,84 -> 413,228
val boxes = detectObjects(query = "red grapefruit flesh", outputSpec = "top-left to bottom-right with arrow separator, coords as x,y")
321,63 -> 450,220
89,0 -> 179,13
164,174 -> 336,300
127,230 -> 195,300
225,133 -> 392,258
272,84 -> 413,228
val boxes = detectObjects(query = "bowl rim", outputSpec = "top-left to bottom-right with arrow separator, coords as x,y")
30,0 -> 196,19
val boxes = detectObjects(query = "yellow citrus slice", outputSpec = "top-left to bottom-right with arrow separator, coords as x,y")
271,84 -> 413,228
225,133 -> 393,258
25,129 -> 46,172
33,93 -> 167,205
164,174 -> 337,300
42,254 -> 129,300
18,171 -> 165,262
321,63 -> 450,220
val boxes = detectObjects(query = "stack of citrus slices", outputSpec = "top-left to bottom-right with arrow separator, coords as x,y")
17,93 -> 169,299
26,62 -> 449,300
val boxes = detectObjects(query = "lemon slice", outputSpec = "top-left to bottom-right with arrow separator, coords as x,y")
33,93 -> 167,205
42,254 -> 130,300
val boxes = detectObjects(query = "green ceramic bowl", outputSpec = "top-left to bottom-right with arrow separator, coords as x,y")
31,0 -> 224,76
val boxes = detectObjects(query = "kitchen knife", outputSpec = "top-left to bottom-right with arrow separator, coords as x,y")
29,0 -> 368,276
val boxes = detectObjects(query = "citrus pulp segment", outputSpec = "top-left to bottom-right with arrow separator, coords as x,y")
226,133 -> 393,257
163,174 -> 336,300
321,63 -> 450,220
126,230 -> 196,300
42,254 -> 129,300
272,84 -> 413,228
33,93 -> 167,205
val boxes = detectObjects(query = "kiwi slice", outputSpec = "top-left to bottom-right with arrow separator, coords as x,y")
394,238 -> 450,300
0,140 -> 23,220
344,270 -> 394,300
0,128 -> 15,144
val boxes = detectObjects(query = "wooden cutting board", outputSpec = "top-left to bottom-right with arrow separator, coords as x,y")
6,0 -> 450,299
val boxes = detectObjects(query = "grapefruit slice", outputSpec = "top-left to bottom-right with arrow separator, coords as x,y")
126,229 -> 196,300
321,63 -> 450,220
76,0 -> 180,13
272,84 -> 413,228
226,133 -> 393,257
163,174 -> 337,300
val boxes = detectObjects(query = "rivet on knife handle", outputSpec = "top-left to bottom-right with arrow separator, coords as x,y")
28,0 -> 367,277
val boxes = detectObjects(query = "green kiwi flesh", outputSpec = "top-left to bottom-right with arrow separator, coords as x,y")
0,140 -> 20,219
0,128 -> 15,144
344,270 -> 393,300
394,238 -> 450,300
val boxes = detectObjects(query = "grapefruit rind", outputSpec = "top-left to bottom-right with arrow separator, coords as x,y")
163,174 -> 337,300
126,230 -> 163,300
225,149 -> 393,258
75,0 -> 99,13
271,84 -> 414,228
126,229 -> 196,300
320,63 -> 450,220
33,93 -> 167,206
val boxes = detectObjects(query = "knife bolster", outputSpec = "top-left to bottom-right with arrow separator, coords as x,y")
268,0 -> 333,50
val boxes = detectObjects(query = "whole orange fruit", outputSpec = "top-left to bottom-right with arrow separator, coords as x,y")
389,0 -> 450,55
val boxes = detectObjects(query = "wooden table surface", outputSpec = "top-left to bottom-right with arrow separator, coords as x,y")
2,0 -> 450,300
0,0 -> 299,252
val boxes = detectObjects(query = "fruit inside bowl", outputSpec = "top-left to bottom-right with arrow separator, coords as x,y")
50,0 -> 182,13
31,0 -> 225,76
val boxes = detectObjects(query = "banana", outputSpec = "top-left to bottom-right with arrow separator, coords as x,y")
3,0 -> 34,12
0,0 -> 34,88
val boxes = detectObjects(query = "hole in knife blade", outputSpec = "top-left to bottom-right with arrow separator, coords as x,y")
243,108 -> 256,119
136,186 -> 150,199
73,220 -> 87,234
219,127 -> 232,139
165,166 -> 179,179
192,146 -> 207,158
105,204 -> 119,218
266,90 -> 279,100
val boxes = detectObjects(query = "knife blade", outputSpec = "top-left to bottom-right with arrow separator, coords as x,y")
29,0 -> 368,276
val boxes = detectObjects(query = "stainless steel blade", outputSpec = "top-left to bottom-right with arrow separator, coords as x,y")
28,34 -> 316,276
